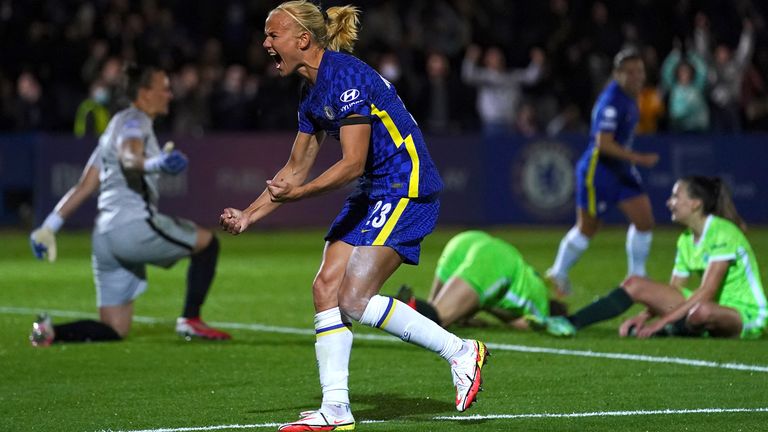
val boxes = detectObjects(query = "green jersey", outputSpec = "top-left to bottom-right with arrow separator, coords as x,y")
436,231 -> 550,319
673,215 -> 767,338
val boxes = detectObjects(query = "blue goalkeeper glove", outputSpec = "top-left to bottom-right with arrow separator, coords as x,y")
144,150 -> 188,175
160,150 -> 188,174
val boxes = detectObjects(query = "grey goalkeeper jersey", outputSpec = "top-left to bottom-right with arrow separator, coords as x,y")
95,106 -> 163,233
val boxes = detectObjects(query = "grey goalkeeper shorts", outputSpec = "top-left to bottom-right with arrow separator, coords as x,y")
91,213 -> 198,307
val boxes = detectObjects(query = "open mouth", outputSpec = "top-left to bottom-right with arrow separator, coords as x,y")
269,51 -> 283,70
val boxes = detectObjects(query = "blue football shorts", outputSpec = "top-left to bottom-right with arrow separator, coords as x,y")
325,191 -> 439,265
575,159 -> 645,217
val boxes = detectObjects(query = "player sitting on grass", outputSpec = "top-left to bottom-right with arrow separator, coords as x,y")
29,64 -> 230,346
535,176 -> 766,339
396,230 -> 572,336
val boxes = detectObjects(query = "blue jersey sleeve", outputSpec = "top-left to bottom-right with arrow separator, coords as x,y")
298,108 -> 317,134
594,103 -> 619,134
329,67 -> 374,120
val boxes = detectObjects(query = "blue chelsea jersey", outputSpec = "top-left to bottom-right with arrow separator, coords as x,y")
580,81 -> 640,170
297,50 -> 443,199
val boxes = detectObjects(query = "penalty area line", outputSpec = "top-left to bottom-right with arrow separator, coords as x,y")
3,306 -> 768,373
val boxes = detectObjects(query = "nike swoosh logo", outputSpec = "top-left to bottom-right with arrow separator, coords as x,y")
361,229 -> 371,233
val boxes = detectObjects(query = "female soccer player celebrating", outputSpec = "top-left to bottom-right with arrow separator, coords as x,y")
547,49 -> 660,296
542,176 -> 766,339
219,2 -> 488,430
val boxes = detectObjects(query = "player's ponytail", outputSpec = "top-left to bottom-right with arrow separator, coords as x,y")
271,1 -> 359,53
683,176 -> 747,232
325,5 -> 360,53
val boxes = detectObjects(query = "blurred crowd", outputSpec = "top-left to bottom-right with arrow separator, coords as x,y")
2,0 -> 768,136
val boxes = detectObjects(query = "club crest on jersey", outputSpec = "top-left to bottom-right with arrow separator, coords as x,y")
324,106 -> 336,120
340,88 -> 360,103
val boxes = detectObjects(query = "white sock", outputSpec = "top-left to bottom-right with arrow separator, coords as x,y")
550,226 -> 590,280
358,295 -> 464,361
314,307 -> 353,407
626,224 -> 652,277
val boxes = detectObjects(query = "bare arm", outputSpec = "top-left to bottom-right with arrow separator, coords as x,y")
219,130 -> 326,234
595,132 -> 659,168
248,131 -> 325,220
53,163 -> 100,219
619,274 -> 688,336
119,137 -> 149,172
636,260 -> 729,337
274,120 -> 369,200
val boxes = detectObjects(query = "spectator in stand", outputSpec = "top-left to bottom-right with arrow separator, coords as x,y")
636,46 -> 665,134
211,64 -> 257,130
73,79 -> 111,137
661,40 -> 709,133
695,14 -> 755,133
13,71 -> 54,131
462,44 -> 545,136
546,103 -> 588,137
171,64 -> 211,137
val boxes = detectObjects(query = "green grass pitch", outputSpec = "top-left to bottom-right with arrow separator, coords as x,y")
2,226 -> 767,432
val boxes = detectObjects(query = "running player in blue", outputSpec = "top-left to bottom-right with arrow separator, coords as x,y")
547,49 -> 660,296
218,2 -> 488,430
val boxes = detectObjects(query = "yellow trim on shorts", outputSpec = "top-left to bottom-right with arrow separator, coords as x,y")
373,198 -> 409,246
585,145 -> 600,216
370,104 -> 420,197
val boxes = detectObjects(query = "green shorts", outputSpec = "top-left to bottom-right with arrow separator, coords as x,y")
436,231 -> 549,317
681,288 -> 765,339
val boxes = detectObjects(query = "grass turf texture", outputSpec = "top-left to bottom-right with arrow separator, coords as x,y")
2,227 -> 767,432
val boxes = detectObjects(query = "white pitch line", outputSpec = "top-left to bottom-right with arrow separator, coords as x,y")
4,306 -> 768,373
97,420 -> 385,432
96,407 -> 768,432
434,406 -> 768,421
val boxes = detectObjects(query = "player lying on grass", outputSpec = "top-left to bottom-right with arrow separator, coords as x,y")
395,230 -> 571,335
29,64 -> 230,346
535,176 -> 766,339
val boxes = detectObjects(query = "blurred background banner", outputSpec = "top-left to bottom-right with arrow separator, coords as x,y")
8,132 -> 764,229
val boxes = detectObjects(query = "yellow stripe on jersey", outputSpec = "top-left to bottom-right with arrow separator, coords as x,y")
585,145 -> 600,216
403,135 -> 420,197
373,198 -> 409,246
370,104 -> 420,197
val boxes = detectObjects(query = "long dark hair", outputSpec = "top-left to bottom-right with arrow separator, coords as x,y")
682,176 -> 747,232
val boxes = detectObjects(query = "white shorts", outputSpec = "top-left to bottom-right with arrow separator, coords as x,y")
91,213 -> 197,307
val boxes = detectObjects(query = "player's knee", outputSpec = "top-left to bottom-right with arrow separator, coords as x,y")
620,275 -> 646,299
686,302 -> 715,327
634,221 -> 655,231
337,292 -> 367,321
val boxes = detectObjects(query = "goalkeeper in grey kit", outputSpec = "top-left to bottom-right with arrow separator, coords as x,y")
29,64 -> 231,346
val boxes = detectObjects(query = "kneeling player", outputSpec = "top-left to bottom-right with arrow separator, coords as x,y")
397,230 -> 573,336
29,64 -> 230,346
